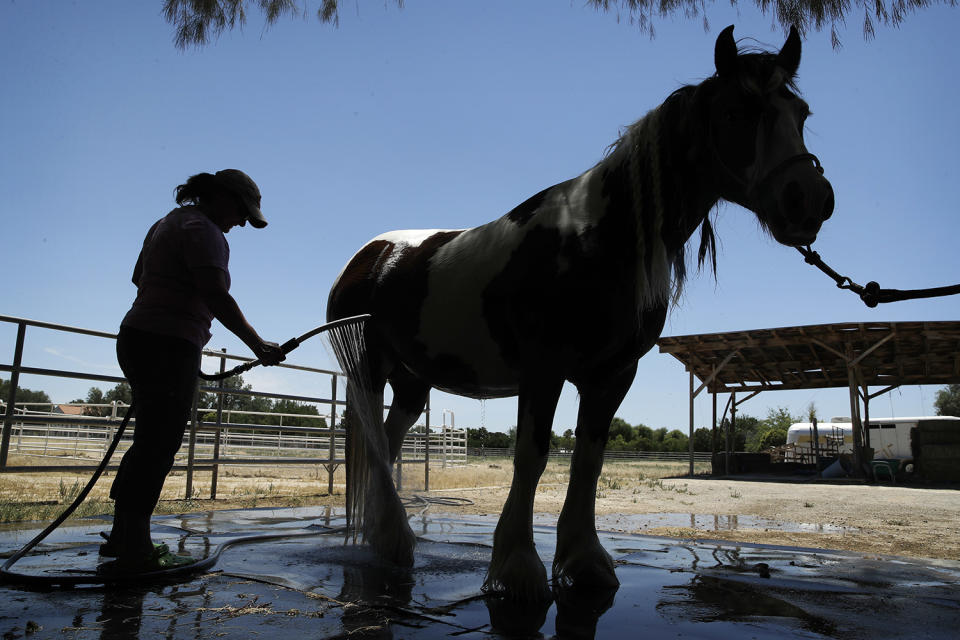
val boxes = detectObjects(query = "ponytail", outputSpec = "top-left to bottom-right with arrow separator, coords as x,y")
174,172 -> 221,206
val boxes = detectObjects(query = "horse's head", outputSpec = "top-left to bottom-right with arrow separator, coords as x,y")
707,25 -> 834,246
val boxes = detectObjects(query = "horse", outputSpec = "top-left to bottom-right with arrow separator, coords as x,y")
326,25 -> 834,601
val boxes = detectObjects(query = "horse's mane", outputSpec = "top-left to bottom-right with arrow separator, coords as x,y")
599,48 -> 796,307
600,84 -> 716,307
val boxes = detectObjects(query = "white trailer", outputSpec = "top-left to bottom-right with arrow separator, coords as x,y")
786,416 -> 959,461
785,420 -> 852,461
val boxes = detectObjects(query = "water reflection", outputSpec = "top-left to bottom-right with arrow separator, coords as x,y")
485,592 -> 551,637
97,587 -> 146,639
599,512 -> 859,534
553,583 -> 617,640
337,560 -> 414,639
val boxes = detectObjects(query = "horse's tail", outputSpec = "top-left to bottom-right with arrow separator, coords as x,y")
326,317 -> 379,541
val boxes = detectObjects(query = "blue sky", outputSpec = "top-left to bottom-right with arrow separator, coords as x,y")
2,1 -> 958,434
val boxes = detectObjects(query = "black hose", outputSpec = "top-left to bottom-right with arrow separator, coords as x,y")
0,407 -> 136,587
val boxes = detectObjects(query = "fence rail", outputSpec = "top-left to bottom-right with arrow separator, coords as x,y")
0,314 -> 467,497
469,448 -> 712,462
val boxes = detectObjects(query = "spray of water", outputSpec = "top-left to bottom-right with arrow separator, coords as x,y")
323,316 -> 383,542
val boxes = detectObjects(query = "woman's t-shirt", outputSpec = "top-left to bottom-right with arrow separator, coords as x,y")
121,206 -> 230,348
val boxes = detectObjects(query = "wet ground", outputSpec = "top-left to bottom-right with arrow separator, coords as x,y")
0,506 -> 958,639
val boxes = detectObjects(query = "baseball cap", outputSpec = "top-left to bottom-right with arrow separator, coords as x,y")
215,169 -> 267,228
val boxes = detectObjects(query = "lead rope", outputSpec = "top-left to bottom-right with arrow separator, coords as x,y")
797,245 -> 960,307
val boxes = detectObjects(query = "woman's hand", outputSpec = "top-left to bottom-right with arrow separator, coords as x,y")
256,341 -> 286,366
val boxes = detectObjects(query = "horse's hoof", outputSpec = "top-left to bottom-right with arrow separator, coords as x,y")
552,541 -> 620,590
363,504 -> 416,567
483,549 -> 551,603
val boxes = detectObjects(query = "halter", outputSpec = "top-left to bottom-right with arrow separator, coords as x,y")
708,126 -> 825,207
704,93 -> 825,209
753,152 -> 824,197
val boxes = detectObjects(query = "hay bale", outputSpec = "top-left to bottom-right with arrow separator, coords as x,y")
917,444 -> 960,483
915,419 -> 960,444
912,421 -> 960,482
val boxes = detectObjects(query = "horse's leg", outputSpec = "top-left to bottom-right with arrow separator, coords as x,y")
346,377 -> 416,567
553,363 -> 637,590
483,375 -> 564,602
384,367 -> 430,465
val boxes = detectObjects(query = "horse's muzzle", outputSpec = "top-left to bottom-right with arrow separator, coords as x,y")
761,160 -> 834,246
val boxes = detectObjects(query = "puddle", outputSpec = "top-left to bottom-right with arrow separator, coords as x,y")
0,509 -> 957,639
427,511 -> 859,537
595,512 -> 859,535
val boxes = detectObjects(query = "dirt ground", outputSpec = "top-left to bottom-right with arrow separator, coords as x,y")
2,457 -> 958,562
436,474 -> 960,562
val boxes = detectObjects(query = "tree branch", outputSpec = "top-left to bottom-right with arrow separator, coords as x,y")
161,0 -> 953,49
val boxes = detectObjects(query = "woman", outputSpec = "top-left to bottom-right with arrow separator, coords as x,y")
99,169 -> 285,573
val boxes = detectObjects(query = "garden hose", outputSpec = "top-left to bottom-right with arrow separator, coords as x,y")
0,315 -> 369,588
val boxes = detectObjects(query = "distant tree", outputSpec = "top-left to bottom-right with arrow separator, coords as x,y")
0,378 -> 51,405
632,424 -> 654,451
746,406 -> 796,451
764,406 -> 797,431
934,385 -> 960,417
207,374 -> 273,423
692,427 -> 712,452
757,427 -> 788,450
70,383 -> 132,416
549,431 -> 562,450
660,429 -> 689,452
632,435 -> 653,451
485,430 -> 513,449
607,434 -> 631,451
608,417 -> 634,443
467,426 -> 491,449
162,0 -> 950,50
558,428 -> 576,450
271,398 -> 326,428
720,414 -> 759,451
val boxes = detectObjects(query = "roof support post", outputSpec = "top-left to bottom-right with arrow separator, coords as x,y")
711,390 -> 718,457
689,369 -> 695,476
846,341 -> 867,477
727,391 -> 736,476
859,378 -> 872,451
687,353 -> 738,477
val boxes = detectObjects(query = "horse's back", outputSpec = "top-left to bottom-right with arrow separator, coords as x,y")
326,171 -> 651,392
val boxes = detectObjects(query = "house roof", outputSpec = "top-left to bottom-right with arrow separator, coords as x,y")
656,321 -> 960,394
56,404 -> 85,415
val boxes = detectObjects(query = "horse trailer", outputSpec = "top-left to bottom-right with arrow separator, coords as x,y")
786,417 -> 959,461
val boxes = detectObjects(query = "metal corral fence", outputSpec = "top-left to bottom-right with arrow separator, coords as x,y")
470,448 -> 712,462
0,315 -> 466,498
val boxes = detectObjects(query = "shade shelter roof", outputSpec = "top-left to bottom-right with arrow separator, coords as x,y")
657,321 -> 960,395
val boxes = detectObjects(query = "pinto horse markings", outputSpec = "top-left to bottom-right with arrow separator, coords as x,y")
327,26 -> 834,600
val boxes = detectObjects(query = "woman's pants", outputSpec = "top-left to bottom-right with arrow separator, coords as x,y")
110,326 -> 201,515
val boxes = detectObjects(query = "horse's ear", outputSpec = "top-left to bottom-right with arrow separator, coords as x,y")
714,25 -> 738,77
776,25 -> 802,77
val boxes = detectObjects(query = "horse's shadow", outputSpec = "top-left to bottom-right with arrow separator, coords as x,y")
553,583 -> 619,639
328,541 -> 618,639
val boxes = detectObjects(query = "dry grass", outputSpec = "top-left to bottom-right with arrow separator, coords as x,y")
0,454 -> 706,523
